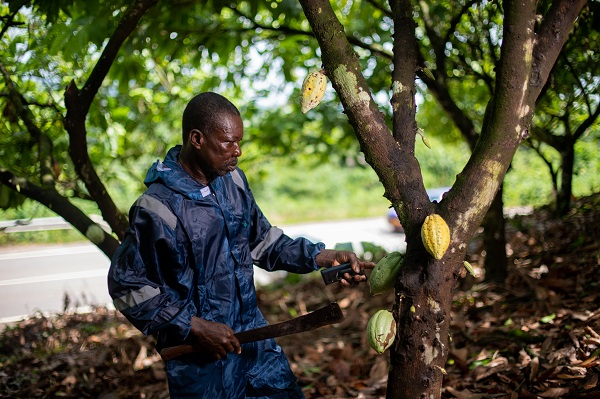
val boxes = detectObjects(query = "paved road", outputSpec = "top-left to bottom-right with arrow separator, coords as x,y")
0,217 -> 405,324
0,244 -> 111,324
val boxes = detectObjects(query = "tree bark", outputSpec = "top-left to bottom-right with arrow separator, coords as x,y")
557,145 -> 575,216
483,186 -> 508,282
417,3 -> 512,283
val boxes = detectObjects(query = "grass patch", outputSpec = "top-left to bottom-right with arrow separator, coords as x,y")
0,228 -> 87,247
248,159 -> 389,225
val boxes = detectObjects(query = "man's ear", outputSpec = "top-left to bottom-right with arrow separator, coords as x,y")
189,129 -> 204,149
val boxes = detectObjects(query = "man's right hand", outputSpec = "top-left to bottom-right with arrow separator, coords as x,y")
189,316 -> 242,359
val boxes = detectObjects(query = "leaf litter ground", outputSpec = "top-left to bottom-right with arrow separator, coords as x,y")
0,194 -> 598,398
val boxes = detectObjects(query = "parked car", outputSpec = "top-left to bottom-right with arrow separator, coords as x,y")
387,187 -> 451,233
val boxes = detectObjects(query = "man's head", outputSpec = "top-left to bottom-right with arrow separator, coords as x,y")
181,92 -> 241,142
179,92 -> 243,185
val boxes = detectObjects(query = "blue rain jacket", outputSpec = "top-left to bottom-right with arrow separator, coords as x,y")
108,146 -> 324,398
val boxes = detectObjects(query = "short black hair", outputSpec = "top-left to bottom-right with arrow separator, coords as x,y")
181,92 -> 241,142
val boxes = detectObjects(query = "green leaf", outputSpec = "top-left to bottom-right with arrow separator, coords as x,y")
540,314 -> 556,323
334,242 -> 355,252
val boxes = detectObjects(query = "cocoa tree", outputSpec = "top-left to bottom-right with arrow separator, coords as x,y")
298,0 -> 586,397
414,0 -> 597,280
529,6 -> 599,216
1,0 -> 160,256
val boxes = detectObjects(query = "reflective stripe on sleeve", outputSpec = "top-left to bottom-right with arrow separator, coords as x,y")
134,194 -> 177,230
251,226 -> 284,262
113,285 -> 161,311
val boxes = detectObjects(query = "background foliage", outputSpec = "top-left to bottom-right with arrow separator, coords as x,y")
0,0 -> 598,233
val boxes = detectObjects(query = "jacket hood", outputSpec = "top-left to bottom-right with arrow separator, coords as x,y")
144,146 -> 207,201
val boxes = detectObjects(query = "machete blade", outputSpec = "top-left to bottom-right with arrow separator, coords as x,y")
160,302 -> 344,361
235,302 -> 344,343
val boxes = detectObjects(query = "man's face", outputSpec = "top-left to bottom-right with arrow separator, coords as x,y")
197,113 -> 243,179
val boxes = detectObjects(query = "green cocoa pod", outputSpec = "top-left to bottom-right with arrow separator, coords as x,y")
369,251 -> 403,295
366,309 -> 396,354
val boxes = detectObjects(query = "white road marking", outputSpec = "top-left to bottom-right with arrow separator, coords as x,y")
0,268 -> 108,286
0,245 -> 99,261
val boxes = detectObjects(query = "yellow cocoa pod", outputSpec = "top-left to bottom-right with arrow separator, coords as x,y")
369,251 -> 403,295
421,214 -> 450,260
300,69 -> 327,114
366,309 -> 396,354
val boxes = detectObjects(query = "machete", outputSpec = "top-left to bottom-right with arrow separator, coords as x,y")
159,302 -> 344,361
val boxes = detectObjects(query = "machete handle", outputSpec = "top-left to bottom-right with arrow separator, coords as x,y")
321,263 -> 363,285
159,329 -> 252,362
160,303 -> 344,362
160,344 -> 199,361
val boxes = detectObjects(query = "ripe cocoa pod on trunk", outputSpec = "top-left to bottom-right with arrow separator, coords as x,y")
300,70 -> 327,114
421,214 -> 450,260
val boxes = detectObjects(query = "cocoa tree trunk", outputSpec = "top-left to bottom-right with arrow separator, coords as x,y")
483,186 -> 508,282
387,241 -> 466,397
557,145 -> 575,216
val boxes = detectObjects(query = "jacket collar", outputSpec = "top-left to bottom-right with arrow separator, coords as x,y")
144,145 -> 214,201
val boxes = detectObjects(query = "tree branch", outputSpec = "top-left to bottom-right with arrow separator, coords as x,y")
530,124 -> 564,149
390,0 -> 419,145
564,56 -> 593,113
418,0 -> 446,73
0,5 -> 22,39
364,0 -> 391,18
299,0 -> 426,233
424,76 -> 480,148
66,0 -> 159,114
529,0 -> 587,102
441,0 -> 479,49
528,139 -> 559,193
0,170 -> 119,258
573,103 -> 600,142
417,0 -> 480,147
64,0 -> 159,240
448,0 -> 538,243
229,5 -> 393,60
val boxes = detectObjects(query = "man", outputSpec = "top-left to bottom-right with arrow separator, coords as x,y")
107,92 -> 375,398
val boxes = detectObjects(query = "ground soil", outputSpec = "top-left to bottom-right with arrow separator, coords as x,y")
1,194 -> 598,399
